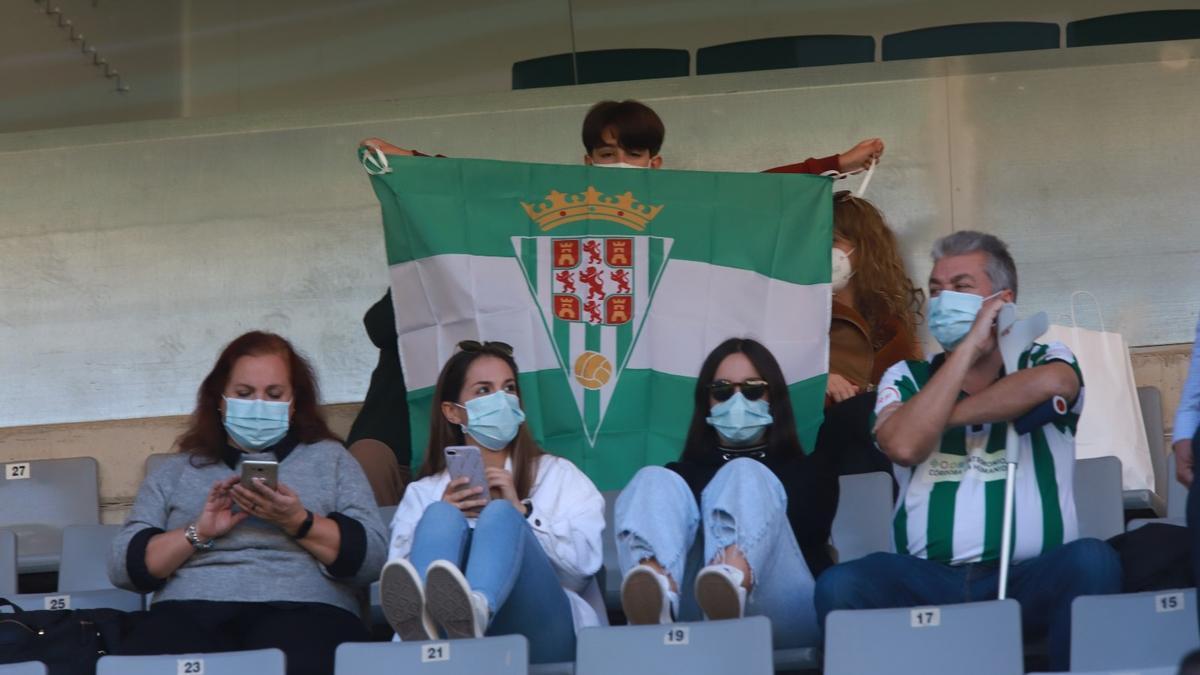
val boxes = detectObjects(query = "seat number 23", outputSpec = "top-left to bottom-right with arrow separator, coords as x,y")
177,659 -> 204,675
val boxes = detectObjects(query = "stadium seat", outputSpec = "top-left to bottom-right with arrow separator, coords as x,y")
512,49 -> 689,90
379,505 -> 397,527
335,635 -> 528,674
1124,387 -> 1167,515
0,528 -> 16,596
0,663 -> 47,675
1071,589 -> 1200,671
0,457 -> 99,573
97,648 -> 286,675
830,471 -> 893,563
696,35 -> 875,75
1032,668 -> 1175,675
1067,10 -> 1200,47
1128,449 -> 1188,531
0,588 -> 143,613
1074,456 -> 1124,541
575,617 -> 772,675
601,490 -> 620,610
58,524 -> 123,592
825,599 -> 1023,675
882,22 -> 1060,61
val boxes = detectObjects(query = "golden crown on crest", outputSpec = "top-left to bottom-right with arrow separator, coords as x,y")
520,186 -> 664,232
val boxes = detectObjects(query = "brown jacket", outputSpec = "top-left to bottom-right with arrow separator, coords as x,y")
829,301 -> 922,405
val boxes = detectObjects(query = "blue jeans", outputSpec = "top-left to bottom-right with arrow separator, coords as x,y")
408,500 -> 575,663
614,458 -> 821,648
814,539 -> 1122,671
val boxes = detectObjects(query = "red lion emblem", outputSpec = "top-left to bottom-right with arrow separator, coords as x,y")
584,299 -> 603,323
610,269 -> 631,294
578,266 -> 606,301
582,240 -> 603,265
554,270 -> 576,294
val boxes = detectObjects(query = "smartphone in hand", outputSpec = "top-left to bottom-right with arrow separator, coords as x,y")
444,445 -> 489,505
240,459 -> 279,490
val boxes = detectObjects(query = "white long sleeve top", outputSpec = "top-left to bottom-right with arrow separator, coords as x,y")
388,454 -> 607,630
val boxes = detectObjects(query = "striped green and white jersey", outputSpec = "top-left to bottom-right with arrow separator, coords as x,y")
873,341 -> 1084,566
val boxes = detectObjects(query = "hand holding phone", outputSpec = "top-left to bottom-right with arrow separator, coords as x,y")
443,446 -> 490,514
240,460 -> 279,490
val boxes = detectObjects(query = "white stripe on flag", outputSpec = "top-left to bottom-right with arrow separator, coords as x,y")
600,324 -> 618,414
568,322 -> 586,412
391,254 -> 831,391
390,255 -> 559,391
626,259 -> 830,383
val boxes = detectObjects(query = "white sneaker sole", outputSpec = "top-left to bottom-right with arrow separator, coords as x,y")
696,570 -> 743,621
425,562 -> 482,639
379,560 -> 436,641
622,568 -> 669,625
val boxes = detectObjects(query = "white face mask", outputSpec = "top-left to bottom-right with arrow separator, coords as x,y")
593,161 -> 644,169
831,248 -> 855,293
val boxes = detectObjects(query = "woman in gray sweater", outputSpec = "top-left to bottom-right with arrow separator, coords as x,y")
108,331 -> 388,675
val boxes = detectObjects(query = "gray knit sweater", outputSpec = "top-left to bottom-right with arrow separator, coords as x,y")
108,440 -> 387,616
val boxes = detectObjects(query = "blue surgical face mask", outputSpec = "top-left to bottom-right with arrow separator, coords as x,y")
458,391 -> 526,451
223,397 -> 291,450
928,290 -> 1004,352
706,392 -> 774,445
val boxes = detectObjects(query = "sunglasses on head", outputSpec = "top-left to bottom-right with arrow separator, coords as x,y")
457,340 -> 514,356
708,379 -> 769,402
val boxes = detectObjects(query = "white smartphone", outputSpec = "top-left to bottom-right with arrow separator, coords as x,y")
444,445 -> 489,504
240,459 -> 278,490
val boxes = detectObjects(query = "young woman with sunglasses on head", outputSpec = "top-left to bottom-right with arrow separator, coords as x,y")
379,340 -> 605,664
614,338 -> 838,648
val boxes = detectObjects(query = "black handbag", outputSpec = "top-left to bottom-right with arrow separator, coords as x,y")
0,599 -> 134,675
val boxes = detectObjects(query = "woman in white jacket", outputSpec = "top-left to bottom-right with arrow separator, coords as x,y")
381,340 -> 605,663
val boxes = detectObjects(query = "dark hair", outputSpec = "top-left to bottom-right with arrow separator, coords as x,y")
176,331 -> 339,463
419,344 -> 544,500
679,338 -> 804,463
582,100 -> 665,156
931,230 -> 1019,300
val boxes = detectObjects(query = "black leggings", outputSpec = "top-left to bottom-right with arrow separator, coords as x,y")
118,601 -> 368,675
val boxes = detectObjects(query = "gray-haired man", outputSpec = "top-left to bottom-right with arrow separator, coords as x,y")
814,231 -> 1121,671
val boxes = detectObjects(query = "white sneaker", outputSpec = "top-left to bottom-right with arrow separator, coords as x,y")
695,564 -> 747,621
424,560 -> 489,639
379,558 -> 438,641
621,564 -> 678,624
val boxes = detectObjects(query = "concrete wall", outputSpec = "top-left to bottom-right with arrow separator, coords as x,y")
2,40 -> 1198,517
5,0 -> 1200,132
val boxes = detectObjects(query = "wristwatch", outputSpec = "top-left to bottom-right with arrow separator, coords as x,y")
185,523 -> 215,551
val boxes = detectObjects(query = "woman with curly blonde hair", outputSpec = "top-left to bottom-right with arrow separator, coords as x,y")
826,191 -> 924,405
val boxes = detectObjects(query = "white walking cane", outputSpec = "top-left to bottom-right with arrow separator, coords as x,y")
995,304 -> 1049,600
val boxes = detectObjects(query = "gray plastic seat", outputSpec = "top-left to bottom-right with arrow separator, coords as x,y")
1074,456 -> 1124,540
1129,450 -> 1189,531
1071,589 -> 1199,671
830,472 -> 893,563
1,588 -> 143,613
882,22 -> 1059,61
97,649 -> 286,675
697,35 -> 875,75
601,491 -> 620,610
576,616 -> 772,675
1032,668 -> 1175,675
378,505 -> 397,527
1124,387 -> 1167,515
825,599 -> 1022,675
143,452 -> 174,477
59,524 -> 122,592
335,635 -> 527,674
0,528 -> 16,596
1067,10 -> 1200,47
0,457 -> 99,573
0,663 -> 48,675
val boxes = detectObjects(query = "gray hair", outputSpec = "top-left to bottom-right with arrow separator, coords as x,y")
930,230 -> 1018,299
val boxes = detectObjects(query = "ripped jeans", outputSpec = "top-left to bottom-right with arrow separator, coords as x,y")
614,458 -> 820,648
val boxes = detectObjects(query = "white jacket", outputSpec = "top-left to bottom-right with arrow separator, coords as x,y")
388,454 -> 607,630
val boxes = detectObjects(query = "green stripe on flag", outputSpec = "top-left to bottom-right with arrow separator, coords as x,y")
371,157 -> 832,285
1031,428 -> 1065,553
584,324 -> 601,436
926,482 -> 958,562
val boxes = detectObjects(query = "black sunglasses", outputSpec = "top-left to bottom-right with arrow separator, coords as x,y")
708,379 -> 769,402
457,340 -> 514,356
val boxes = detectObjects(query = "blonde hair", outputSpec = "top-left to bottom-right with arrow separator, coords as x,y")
833,192 -> 924,344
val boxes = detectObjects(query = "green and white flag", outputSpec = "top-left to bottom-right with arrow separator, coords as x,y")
364,155 -> 833,490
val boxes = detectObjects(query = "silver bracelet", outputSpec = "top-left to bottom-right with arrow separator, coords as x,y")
185,523 -> 215,551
